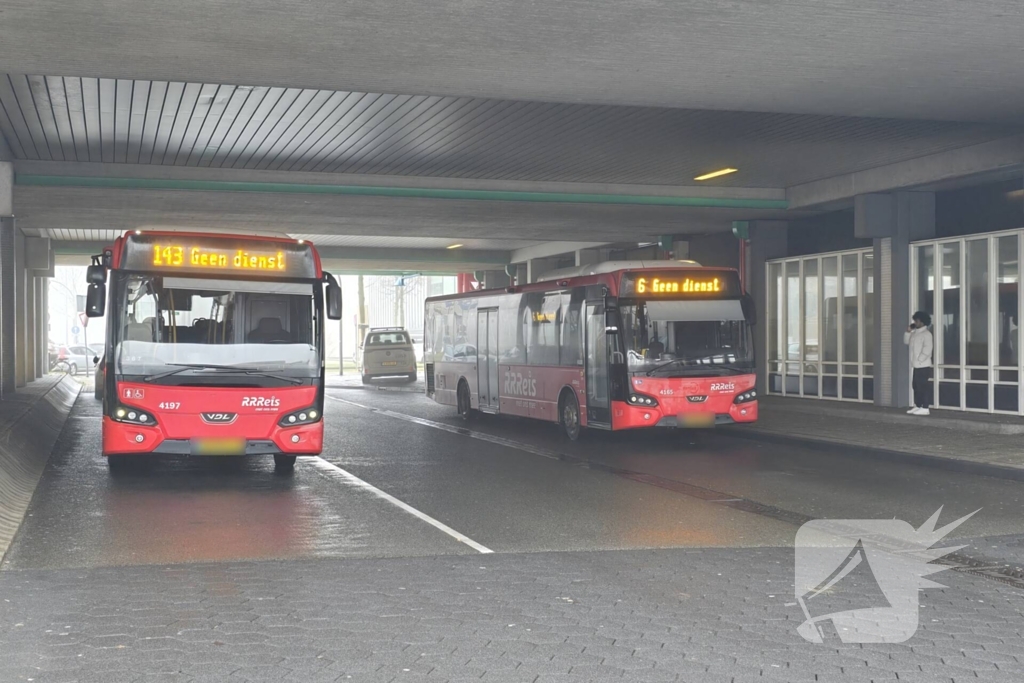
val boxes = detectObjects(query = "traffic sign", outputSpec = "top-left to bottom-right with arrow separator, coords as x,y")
71,325 -> 80,335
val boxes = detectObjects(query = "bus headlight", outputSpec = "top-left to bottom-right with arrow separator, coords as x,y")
112,405 -> 157,425
734,389 -> 758,404
278,407 -> 321,427
628,393 -> 658,407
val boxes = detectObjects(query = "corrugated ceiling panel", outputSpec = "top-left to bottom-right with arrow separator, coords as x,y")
2,73 -> 1022,187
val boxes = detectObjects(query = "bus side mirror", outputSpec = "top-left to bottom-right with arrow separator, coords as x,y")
325,274 -> 342,320
86,264 -> 107,284
741,293 -> 757,326
85,283 -> 106,317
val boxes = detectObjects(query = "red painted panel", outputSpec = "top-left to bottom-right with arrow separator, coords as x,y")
103,382 -> 323,456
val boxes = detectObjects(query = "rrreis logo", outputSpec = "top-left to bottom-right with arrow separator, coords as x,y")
241,396 -> 281,412
504,370 -> 537,397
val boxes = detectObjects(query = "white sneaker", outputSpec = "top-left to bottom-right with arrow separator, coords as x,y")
907,407 -> 920,414
917,408 -> 930,416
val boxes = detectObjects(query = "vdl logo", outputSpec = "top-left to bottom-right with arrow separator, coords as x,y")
794,507 -> 978,643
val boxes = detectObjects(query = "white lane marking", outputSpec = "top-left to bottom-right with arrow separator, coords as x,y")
303,455 -> 493,554
327,394 -> 567,463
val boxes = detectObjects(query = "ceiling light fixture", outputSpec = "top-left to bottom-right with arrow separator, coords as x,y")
447,243 -> 464,249
694,168 -> 738,181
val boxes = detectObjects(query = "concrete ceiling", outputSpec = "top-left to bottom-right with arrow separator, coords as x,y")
1,1 -> 1023,122
3,0 -> 1022,272
2,75 -> 1019,188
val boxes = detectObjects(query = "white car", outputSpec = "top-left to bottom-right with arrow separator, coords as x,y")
359,327 -> 417,383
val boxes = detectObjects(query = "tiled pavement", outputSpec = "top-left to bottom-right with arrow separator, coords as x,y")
1,548 -> 1022,682
746,398 -> 1024,475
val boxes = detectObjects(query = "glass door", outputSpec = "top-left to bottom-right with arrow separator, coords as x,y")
584,302 -> 611,426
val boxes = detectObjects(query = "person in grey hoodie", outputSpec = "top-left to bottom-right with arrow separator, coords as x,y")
904,311 -> 933,415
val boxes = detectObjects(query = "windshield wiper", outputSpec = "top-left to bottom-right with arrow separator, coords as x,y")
143,363 -> 303,385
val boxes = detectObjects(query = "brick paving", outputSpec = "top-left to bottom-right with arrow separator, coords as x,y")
1,548 -> 1022,682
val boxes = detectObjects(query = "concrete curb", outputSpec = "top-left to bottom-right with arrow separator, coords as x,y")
729,428 -> 1024,482
0,375 -> 80,561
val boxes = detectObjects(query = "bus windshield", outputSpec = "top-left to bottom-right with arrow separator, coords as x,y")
620,299 -> 753,376
114,274 -> 319,382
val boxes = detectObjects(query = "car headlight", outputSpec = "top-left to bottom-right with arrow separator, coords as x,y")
112,405 -> 157,425
734,389 -> 758,404
627,393 -> 658,407
278,407 -> 321,427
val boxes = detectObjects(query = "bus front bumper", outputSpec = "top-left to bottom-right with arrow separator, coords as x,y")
101,417 -> 324,457
612,400 -> 758,429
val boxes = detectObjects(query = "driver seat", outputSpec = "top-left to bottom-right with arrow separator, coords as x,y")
248,317 -> 291,343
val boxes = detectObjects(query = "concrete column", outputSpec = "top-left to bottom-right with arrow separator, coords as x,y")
855,192 -> 935,408
14,229 -> 26,388
748,221 -> 789,393
0,162 -> 12,395
24,274 -> 35,381
479,270 -> 510,289
35,277 -> 45,378
0,217 -> 14,398
527,257 -> 559,283
575,248 -> 610,267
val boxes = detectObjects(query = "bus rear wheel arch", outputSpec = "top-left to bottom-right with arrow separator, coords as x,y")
558,388 -> 581,441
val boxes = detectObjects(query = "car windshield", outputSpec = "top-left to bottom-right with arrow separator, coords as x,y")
114,274 -> 319,380
620,299 -> 753,376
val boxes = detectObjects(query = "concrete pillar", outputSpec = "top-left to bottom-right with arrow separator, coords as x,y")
35,277 -> 45,378
0,162 -> 13,395
855,192 -> 935,408
748,221 -> 789,393
0,217 -> 14,398
527,257 -> 556,283
14,229 -> 25,388
479,270 -> 510,289
575,248 -> 610,267
24,274 -> 35,381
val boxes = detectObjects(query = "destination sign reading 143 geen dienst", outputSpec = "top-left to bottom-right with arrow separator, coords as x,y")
121,234 -> 317,278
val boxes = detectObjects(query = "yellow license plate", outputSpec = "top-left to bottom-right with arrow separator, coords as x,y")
381,361 -> 398,366
191,437 -> 246,455
679,413 -> 715,428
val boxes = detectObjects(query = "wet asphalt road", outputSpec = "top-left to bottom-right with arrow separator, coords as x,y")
5,384 -> 1024,571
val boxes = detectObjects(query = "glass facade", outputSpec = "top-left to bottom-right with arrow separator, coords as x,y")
912,229 -> 1024,414
767,248 -> 874,401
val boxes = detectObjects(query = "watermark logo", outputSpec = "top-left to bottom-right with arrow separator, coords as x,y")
794,507 -> 977,643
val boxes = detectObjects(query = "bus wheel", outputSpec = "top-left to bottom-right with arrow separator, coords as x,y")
274,454 -> 297,473
457,381 -> 475,420
361,374 -> 371,385
560,391 -> 581,441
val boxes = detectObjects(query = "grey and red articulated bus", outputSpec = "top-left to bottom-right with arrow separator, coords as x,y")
423,260 -> 757,439
85,231 -> 341,473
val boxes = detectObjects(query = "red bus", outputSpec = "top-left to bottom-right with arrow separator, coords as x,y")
424,260 -> 757,439
84,231 -> 341,473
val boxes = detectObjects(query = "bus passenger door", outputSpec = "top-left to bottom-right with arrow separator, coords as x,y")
584,302 -> 611,427
477,308 -> 499,411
